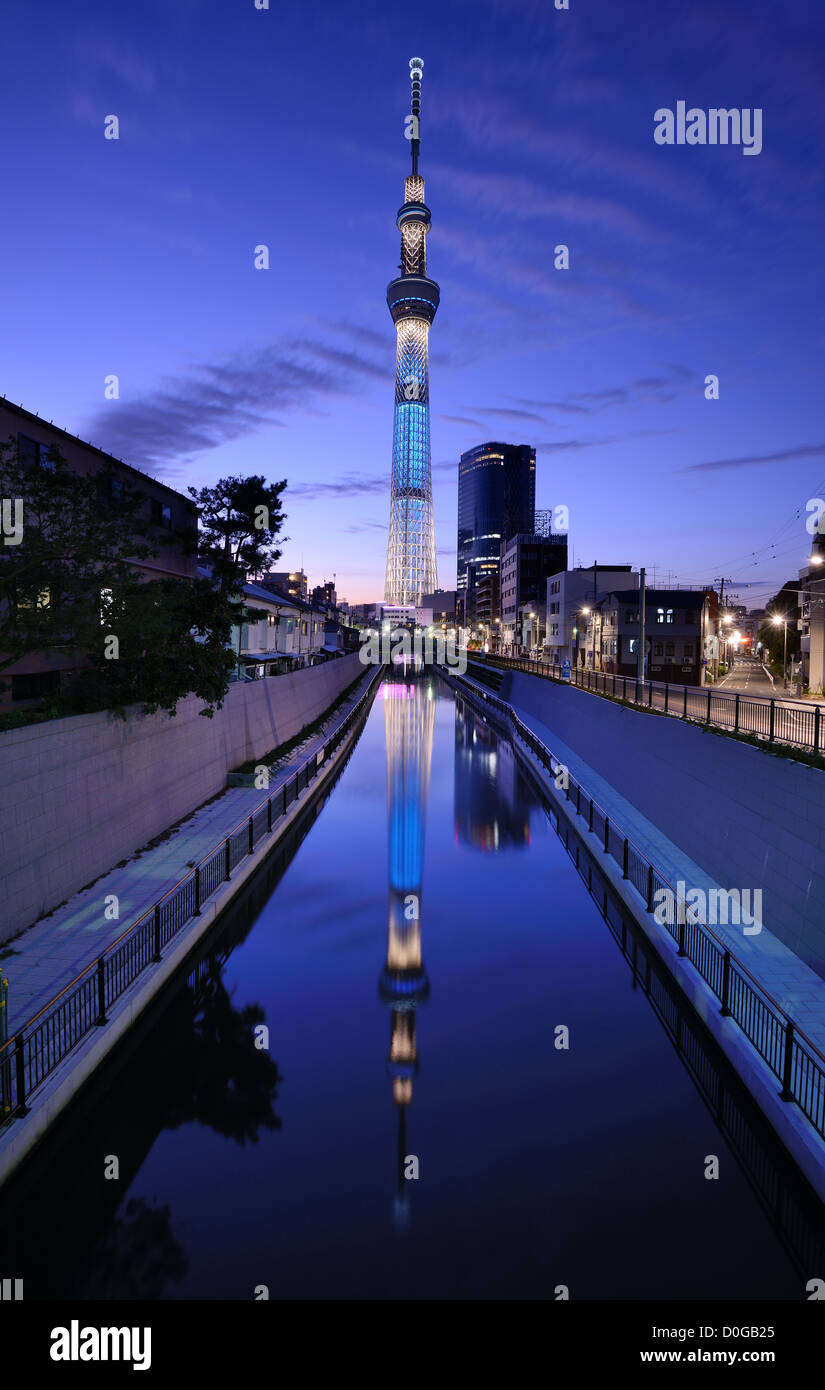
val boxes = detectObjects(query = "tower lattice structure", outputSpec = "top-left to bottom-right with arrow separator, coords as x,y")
384,57 -> 439,606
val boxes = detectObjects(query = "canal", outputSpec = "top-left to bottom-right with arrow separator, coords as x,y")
2,668 -> 825,1300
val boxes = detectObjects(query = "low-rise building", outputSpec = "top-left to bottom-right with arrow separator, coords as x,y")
0,400 -> 197,707
544,565 -> 637,669
500,532 -> 568,652
584,587 -> 710,685
262,569 -> 308,602
798,536 -> 825,694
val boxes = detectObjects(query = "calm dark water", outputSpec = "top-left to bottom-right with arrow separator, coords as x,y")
3,670 -> 825,1300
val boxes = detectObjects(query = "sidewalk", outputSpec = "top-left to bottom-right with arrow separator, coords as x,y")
0,666 -> 376,1031
457,665 -> 825,1056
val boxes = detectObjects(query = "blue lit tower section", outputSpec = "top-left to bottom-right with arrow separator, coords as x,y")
379,679 -> 436,1227
384,57 -> 439,606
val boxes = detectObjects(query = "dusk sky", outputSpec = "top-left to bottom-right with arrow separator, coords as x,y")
2,0 -> 824,605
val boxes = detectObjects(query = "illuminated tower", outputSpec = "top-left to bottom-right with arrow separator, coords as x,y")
384,57 -> 439,606
379,677 -> 436,1227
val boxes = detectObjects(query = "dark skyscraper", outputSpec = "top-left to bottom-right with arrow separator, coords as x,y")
457,442 -> 536,629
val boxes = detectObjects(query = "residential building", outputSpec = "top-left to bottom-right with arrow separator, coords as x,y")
311,580 -> 337,613
799,545 -> 825,693
0,399 -> 197,707
544,565 -> 636,669
421,589 -> 457,626
255,579 -> 332,666
500,532 -> 568,652
262,569 -> 308,602
457,442 -> 535,633
584,588 -> 710,685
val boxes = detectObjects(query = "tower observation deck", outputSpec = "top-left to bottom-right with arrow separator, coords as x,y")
384,57 -> 439,606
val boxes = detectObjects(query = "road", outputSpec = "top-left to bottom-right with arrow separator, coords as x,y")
488,653 -> 825,752
715,658 -> 777,698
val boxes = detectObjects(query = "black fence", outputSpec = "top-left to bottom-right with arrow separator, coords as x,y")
483,654 -> 825,754
449,668 -> 825,1143
0,664 -> 383,1128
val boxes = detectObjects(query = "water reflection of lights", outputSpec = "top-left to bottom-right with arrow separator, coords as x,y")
380,674 -> 436,1232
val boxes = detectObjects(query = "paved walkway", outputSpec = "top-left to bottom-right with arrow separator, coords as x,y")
455,667 -> 825,1057
510,698 -> 825,1054
0,668 -> 377,1031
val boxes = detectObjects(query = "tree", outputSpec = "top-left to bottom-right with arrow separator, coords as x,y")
759,582 -> 801,670
186,474 -> 287,592
60,575 -> 237,718
0,437 -> 238,718
0,437 -> 155,692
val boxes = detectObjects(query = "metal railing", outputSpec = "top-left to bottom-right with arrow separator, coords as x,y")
480,654 -> 825,754
448,667 -> 825,1143
0,665 -> 384,1128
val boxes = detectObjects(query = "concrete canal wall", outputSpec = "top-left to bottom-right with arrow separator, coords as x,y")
0,653 -> 365,942
504,671 -> 825,975
446,667 -> 825,1207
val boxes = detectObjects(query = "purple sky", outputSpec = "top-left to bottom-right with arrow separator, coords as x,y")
2,0 -> 824,604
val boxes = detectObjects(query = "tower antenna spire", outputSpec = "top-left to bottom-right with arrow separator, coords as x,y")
409,57 -> 423,176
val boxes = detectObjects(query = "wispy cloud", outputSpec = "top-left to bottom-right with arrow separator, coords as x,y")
439,414 -> 483,428
83,339 -> 385,468
290,474 -> 387,500
344,518 -> 387,533
468,406 -> 547,424
681,443 -> 825,474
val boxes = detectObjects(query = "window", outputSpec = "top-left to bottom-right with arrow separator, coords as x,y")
629,638 -> 638,654
626,609 -> 636,624
666,642 -> 674,658
301,621 -> 308,636
18,434 -> 56,472
683,644 -> 693,660
18,587 -> 50,610
267,614 -> 277,627
666,608 -> 674,624
656,608 -> 665,624
655,643 -> 663,656
97,474 -> 124,505
150,498 -> 172,529
11,670 -> 60,701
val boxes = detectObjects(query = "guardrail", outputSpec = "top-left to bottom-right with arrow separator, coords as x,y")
481,654 -> 825,754
0,664 -> 384,1128
448,667 -> 825,1142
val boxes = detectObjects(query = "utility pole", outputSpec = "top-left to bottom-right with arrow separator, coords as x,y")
713,576 -> 729,680
592,561 -> 598,672
637,568 -> 646,695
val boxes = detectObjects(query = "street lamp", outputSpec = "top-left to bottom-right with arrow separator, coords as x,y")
581,607 -> 590,670
716,614 -> 727,672
772,614 -> 789,689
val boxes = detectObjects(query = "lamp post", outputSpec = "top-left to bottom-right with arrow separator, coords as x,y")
772,613 -> 789,690
581,606 -> 591,669
720,612 -> 733,674
804,554 -> 825,694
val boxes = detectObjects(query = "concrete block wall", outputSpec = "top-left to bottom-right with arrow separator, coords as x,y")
0,653 -> 365,942
507,672 -> 825,976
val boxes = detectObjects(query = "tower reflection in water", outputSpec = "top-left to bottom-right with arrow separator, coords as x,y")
379,668 -> 436,1231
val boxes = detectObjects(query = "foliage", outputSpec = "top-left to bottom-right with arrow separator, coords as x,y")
0,437 -> 237,718
186,474 -> 287,592
759,582 -> 801,667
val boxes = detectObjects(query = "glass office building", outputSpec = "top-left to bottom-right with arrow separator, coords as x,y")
456,443 -> 536,629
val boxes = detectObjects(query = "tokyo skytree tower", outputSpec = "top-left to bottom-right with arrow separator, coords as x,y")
384,57 -> 439,606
